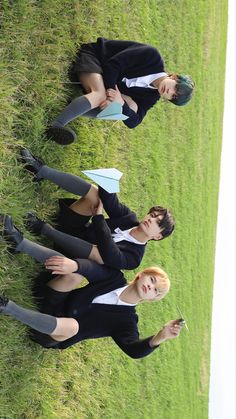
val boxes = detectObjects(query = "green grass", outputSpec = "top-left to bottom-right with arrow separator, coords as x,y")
0,0 -> 228,418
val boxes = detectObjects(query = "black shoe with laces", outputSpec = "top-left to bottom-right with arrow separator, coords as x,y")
25,212 -> 45,235
0,295 -> 9,313
20,148 -> 45,181
1,214 -> 24,251
45,126 -> 76,145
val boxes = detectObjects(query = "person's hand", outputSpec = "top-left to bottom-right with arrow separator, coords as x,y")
99,99 -> 112,110
149,319 -> 183,347
106,85 -> 125,105
45,256 -> 78,275
91,199 -> 103,216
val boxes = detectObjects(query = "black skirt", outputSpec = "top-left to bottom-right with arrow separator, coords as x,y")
69,43 -> 103,82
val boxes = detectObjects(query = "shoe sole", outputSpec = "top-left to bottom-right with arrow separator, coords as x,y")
45,126 -> 76,145
19,149 -> 44,182
0,214 -> 21,254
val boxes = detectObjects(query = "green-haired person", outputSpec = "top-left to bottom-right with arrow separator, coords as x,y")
46,37 -> 195,144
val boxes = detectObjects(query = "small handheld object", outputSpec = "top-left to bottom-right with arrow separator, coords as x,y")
177,318 -> 186,327
176,305 -> 189,331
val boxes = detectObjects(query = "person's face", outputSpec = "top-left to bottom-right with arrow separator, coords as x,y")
158,76 -> 177,100
140,211 -> 164,241
135,272 -> 163,301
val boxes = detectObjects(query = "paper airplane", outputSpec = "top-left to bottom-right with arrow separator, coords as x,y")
82,168 -> 123,193
96,102 -> 128,120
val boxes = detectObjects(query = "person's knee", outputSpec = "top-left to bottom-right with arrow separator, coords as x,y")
67,319 -> 79,337
69,185 -> 99,216
63,273 -> 77,288
85,184 -> 99,205
64,273 -> 83,288
88,90 -> 106,107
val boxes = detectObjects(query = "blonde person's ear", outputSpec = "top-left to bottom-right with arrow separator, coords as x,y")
153,233 -> 162,241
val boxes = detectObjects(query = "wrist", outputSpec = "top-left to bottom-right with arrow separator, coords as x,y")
73,260 -> 79,272
149,330 -> 166,347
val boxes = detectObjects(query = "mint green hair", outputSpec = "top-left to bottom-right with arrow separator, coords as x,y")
170,74 -> 195,106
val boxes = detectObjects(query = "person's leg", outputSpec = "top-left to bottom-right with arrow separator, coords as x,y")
25,210 -> 104,263
2,214 -> 63,262
52,73 -> 106,124
0,296 -> 78,342
39,223 -> 93,258
20,148 -> 100,213
46,73 -> 106,144
37,166 -> 99,210
50,317 -> 79,341
47,273 -> 84,292
16,237 -> 64,263
80,107 -> 101,118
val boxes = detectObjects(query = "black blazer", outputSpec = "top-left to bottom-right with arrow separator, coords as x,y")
48,260 -> 158,359
91,37 -> 165,128
59,187 -> 147,271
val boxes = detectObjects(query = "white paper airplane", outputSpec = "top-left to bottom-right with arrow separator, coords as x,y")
82,168 -> 123,193
96,102 -> 128,120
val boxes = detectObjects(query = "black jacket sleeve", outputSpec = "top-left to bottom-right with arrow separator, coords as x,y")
122,96 -> 158,129
112,322 -> 159,359
98,187 -> 134,218
74,259 -> 120,283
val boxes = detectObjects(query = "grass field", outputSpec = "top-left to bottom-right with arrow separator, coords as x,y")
0,1 -> 228,418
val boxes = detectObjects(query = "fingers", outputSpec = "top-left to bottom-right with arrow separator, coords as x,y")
45,256 -> 65,272
106,89 -> 116,100
168,323 -> 182,337
99,99 -> 112,109
170,324 -> 181,335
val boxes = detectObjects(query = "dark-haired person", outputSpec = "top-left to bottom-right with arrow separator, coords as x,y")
0,225 -> 183,356
20,148 -> 175,271
45,37 -> 195,144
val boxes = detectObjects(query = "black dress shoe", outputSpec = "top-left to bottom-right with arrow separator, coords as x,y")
0,295 -> 9,313
20,148 -> 45,180
45,126 -> 76,145
2,214 -> 23,250
29,330 -> 59,348
25,212 -> 45,235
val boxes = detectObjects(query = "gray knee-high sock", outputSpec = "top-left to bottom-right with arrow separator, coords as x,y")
16,238 -> 64,263
52,96 -> 91,127
41,224 -> 93,259
81,107 -> 101,118
3,301 -> 57,334
37,165 -> 91,196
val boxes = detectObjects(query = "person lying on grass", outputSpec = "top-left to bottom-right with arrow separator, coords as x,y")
0,217 -> 183,357
45,37 -> 195,144
20,148 -> 175,271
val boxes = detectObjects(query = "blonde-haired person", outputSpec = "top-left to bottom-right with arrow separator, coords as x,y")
0,223 -> 183,358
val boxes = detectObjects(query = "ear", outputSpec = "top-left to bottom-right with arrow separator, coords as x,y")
134,274 -> 140,282
153,233 -> 163,241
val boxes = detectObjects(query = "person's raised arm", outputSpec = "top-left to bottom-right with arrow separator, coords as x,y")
113,319 -> 183,359
149,319 -> 183,347
45,256 -> 120,283
98,187 -> 135,218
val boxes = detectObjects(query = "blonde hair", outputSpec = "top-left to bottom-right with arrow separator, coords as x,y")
132,266 -> 170,300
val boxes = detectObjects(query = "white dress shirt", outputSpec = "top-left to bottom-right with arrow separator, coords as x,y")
92,285 -> 136,306
112,227 -> 146,244
122,72 -> 167,89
